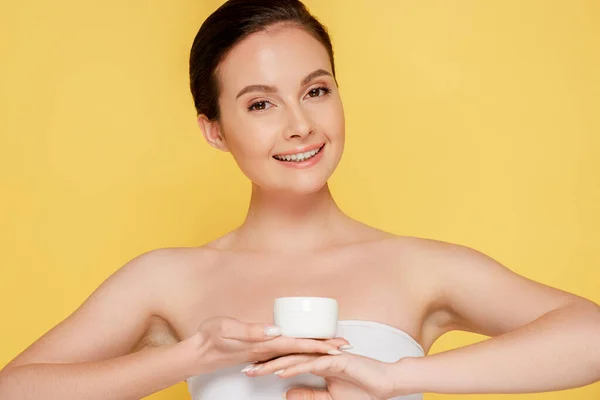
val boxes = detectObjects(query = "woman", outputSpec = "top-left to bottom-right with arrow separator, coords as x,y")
1,0 -> 599,399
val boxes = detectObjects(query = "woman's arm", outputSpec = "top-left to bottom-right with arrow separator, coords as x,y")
393,241 -> 600,395
0,248 -> 351,400
0,340 -> 197,400
0,249 -> 194,400
396,302 -> 600,395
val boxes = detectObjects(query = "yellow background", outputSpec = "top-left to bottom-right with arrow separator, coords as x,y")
1,0 -> 598,399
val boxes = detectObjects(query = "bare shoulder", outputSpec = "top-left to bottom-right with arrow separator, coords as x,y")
88,246 -> 224,327
95,246 -> 223,348
1,246 -> 221,370
387,234 -> 472,255
384,235 -> 551,295
124,246 -> 222,295
387,235 -> 596,337
385,235 -> 506,274
130,246 -> 220,275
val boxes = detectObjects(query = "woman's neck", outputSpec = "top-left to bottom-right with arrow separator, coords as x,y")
229,183 -> 353,253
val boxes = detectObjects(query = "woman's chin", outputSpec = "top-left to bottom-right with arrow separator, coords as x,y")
253,178 -> 329,196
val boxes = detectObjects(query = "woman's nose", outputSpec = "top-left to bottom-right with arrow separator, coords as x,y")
284,105 -> 314,140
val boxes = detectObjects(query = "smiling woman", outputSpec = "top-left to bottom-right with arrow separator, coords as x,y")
1,0 -> 599,400
194,16 -> 345,195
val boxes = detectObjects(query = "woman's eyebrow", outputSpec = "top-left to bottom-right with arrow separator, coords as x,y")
235,69 -> 333,100
236,84 -> 277,99
301,69 -> 332,85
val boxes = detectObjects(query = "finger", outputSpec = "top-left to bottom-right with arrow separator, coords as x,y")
323,337 -> 352,350
284,388 -> 333,400
256,337 -> 346,358
220,319 -> 281,342
276,355 -> 345,379
244,354 -> 317,376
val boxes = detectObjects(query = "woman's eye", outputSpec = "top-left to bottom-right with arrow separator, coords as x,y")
307,87 -> 331,98
248,101 -> 271,112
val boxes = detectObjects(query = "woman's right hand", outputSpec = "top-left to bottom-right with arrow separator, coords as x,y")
186,316 -> 351,375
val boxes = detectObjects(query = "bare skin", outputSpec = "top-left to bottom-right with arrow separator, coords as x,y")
1,23 -> 598,400
149,229 -> 445,353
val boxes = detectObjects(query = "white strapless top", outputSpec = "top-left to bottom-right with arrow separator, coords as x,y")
187,320 -> 425,399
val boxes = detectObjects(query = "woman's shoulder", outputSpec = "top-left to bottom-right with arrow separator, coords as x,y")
376,234 -> 485,279
384,234 -> 473,257
123,246 -> 225,277
345,219 -> 469,255
114,247 -> 228,328
100,247 -> 227,302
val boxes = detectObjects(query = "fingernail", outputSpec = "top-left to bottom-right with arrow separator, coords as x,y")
339,344 -> 353,351
241,365 -> 254,373
274,369 -> 285,375
327,349 -> 343,355
264,326 -> 281,337
251,364 -> 263,372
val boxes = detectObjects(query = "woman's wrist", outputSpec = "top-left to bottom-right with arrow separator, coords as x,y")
389,356 -> 429,397
172,332 -> 209,380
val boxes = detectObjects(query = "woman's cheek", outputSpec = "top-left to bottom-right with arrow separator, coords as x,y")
316,101 -> 343,132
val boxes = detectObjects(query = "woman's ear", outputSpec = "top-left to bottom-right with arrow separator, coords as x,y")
197,114 -> 229,152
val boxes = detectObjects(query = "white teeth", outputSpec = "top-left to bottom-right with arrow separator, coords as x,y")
275,146 -> 322,162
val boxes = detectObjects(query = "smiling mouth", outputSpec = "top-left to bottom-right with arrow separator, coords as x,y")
273,144 -> 325,162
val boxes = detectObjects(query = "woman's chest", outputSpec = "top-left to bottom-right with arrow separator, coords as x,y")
169,246 -> 429,343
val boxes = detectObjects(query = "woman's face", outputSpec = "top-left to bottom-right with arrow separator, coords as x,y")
201,25 -> 345,194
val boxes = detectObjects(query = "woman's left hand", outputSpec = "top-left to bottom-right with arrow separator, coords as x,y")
245,352 -> 409,400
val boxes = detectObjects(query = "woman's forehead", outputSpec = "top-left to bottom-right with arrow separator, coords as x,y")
217,26 -> 333,94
